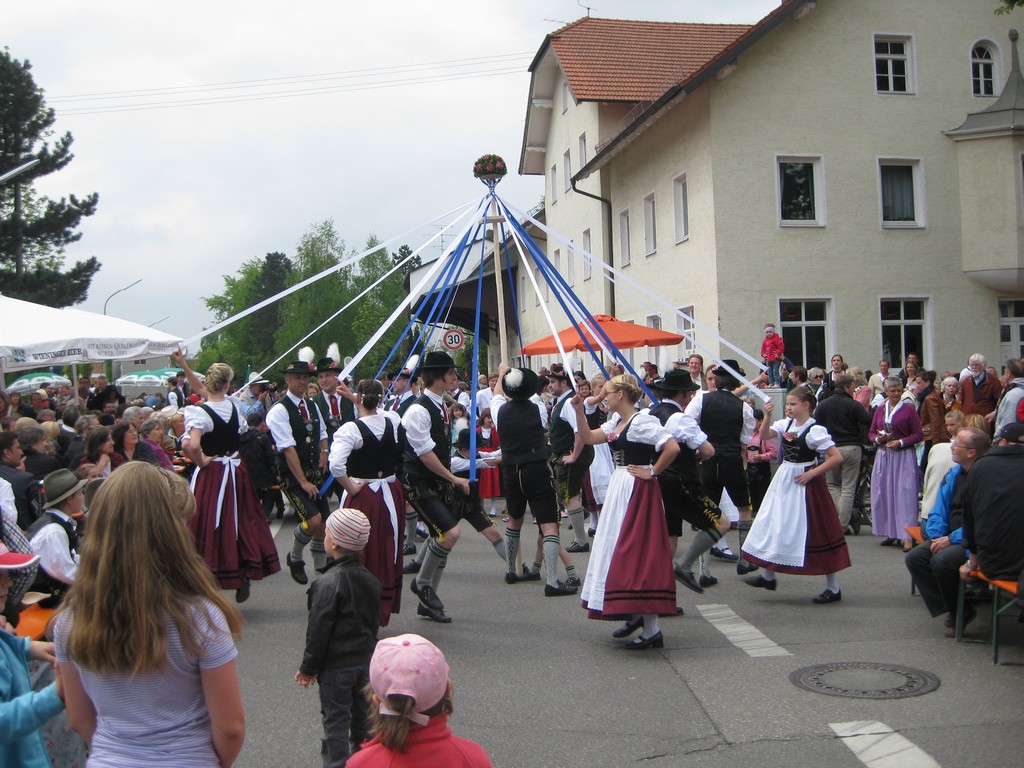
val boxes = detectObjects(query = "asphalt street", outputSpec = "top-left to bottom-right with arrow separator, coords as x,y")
232,514 -> 1024,768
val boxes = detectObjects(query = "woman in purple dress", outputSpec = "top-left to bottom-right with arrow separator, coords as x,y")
869,376 -> 924,552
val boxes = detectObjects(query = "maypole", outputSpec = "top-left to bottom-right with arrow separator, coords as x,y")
473,153 -> 510,364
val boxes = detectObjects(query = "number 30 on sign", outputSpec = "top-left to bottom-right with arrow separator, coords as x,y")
443,329 -> 465,351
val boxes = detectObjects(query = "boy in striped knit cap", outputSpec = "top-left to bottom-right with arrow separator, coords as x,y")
296,508 -> 381,768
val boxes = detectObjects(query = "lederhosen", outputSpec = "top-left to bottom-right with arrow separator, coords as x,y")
498,399 -> 559,525
277,396 -> 329,523
402,393 -> 459,538
649,402 -> 724,539
27,512 -> 78,606
698,390 -> 751,508
548,392 -> 595,504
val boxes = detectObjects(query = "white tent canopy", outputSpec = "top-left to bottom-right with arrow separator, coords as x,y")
0,294 -> 183,377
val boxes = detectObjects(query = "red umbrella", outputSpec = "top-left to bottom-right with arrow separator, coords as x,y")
521,314 -> 684,355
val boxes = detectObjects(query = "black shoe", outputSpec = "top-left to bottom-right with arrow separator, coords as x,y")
286,554 -> 308,585
519,567 -> 541,582
744,575 -> 778,591
709,547 -> 739,562
564,575 -> 581,588
567,541 -> 590,553
587,528 -> 597,538
624,631 -> 664,650
612,616 -> 644,638
673,564 -> 704,594
545,581 -> 578,596
411,580 -> 444,612
402,543 -> 417,556
403,559 -> 421,574
235,576 -> 250,604
504,571 -> 518,585
736,560 -> 759,575
675,605 -> 685,615
698,574 -> 719,588
415,527 -> 428,541
416,603 -> 452,623
812,589 -> 841,604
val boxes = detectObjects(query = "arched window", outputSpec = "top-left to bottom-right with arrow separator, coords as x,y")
972,44 -> 996,96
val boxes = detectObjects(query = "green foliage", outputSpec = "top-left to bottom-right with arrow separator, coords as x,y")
0,49 -> 100,307
997,0 -> 1024,13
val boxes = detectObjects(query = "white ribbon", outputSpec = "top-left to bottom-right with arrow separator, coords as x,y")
340,475 -> 400,562
190,453 -> 242,538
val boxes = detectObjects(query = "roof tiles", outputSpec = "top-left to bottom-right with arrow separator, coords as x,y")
549,17 -> 751,102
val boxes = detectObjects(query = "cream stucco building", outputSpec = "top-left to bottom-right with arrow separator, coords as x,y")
511,0 -> 1024,378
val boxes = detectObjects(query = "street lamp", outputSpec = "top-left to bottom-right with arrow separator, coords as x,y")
103,278 -> 142,315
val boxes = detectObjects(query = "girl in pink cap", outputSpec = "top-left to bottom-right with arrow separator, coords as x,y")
349,633 -> 492,767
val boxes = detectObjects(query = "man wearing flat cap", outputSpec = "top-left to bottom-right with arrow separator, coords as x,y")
28,468 -> 87,603
401,351 -> 470,623
267,358 -> 330,585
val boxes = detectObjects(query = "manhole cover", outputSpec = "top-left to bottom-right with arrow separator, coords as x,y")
789,662 -> 940,700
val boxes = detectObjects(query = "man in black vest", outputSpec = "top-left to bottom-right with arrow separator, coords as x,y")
648,370 -> 722,594
314,351 -> 357,501
685,360 -> 757,575
492,364 -> 577,596
547,363 -> 594,553
28,468 -> 86,605
266,359 -> 329,585
401,351 -> 470,623
166,377 -> 185,410
384,369 -> 415,416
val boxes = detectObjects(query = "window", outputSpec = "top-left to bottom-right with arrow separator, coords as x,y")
582,228 -> 592,281
643,194 -> 657,255
875,36 -> 913,94
562,79 -> 570,113
619,210 -> 631,267
675,306 -> 695,360
880,299 -> 925,368
550,164 -> 558,204
645,314 -> 662,367
779,299 -> 829,368
777,156 -> 825,226
972,44 -> 996,96
879,159 -> 924,227
534,266 -> 541,306
579,133 -> 587,166
567,240 -> 575,287
673,174 -> 689,243
563,150 -> 572,193
999,300 -> 1024,360
520,275 -> 527,313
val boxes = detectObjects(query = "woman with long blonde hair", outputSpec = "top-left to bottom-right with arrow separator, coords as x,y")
53,462 -> 246,767
178,358 -> 280,603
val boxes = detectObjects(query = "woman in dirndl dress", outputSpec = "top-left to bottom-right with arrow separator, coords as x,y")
572,374 -> 679,650
869,376 -> 924,552
475,409 -> 502,518
328,378 -> 406,626
741,387 -> 851,603
181,361 -> 281,603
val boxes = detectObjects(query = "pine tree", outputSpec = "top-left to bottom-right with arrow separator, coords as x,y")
0,50 -> 99,306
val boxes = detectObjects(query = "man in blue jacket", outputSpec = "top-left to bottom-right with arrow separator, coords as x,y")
904,426 -> 989,636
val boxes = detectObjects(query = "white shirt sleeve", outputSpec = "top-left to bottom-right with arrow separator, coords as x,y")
0,477 -> 17,525
683,391 -> 704,420
30,523 -> 78,585
805,423 -> 836,452
266,402 -> 296,451
558,396 -> 579,431
328,421 -> 363,478
627,413 -> 673,451
402,403 -> 436,457
740,402 -> 755,446
664,411 -> 708,450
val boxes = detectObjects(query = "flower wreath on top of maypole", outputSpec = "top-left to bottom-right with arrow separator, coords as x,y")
474,153 -> 507,190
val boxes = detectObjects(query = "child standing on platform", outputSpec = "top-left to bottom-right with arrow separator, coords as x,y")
760,324 -> 785,387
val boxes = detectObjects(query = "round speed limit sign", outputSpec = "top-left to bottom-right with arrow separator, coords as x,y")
442,329 -> 465,351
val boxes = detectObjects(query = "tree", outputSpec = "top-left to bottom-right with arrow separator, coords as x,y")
391,243 -> 421,290
0,49 -> 100,307
997,1 -> 1024,12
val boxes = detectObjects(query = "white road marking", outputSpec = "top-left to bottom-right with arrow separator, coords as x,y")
269,518 -> 284,540
830,721 -> 941,768
696,603 -> 791,657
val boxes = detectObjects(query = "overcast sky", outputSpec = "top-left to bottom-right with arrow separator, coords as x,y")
5,0 -> 780,352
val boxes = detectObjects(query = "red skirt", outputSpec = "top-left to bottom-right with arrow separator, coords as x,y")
478,452 -> 502,499
189,456 -> 281,590
342,479 -> 406,627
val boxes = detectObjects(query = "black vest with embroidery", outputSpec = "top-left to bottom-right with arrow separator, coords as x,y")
346,419 -> 403,479
548,394 -> 574,455
315,392 -> 343,441
610,417 -> 657,467
198,403 -> 240,456
27,512 -> 78,599
649,402 -> 698,485
699,390 -> 743,456
781,419 -> 820,463
496,400 -> 547,467
277,396 -> 323,476
404,393 -> 450,475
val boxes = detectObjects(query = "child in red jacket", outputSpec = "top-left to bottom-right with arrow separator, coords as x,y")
761,324 -> 786,387
348,634 -> 493,768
